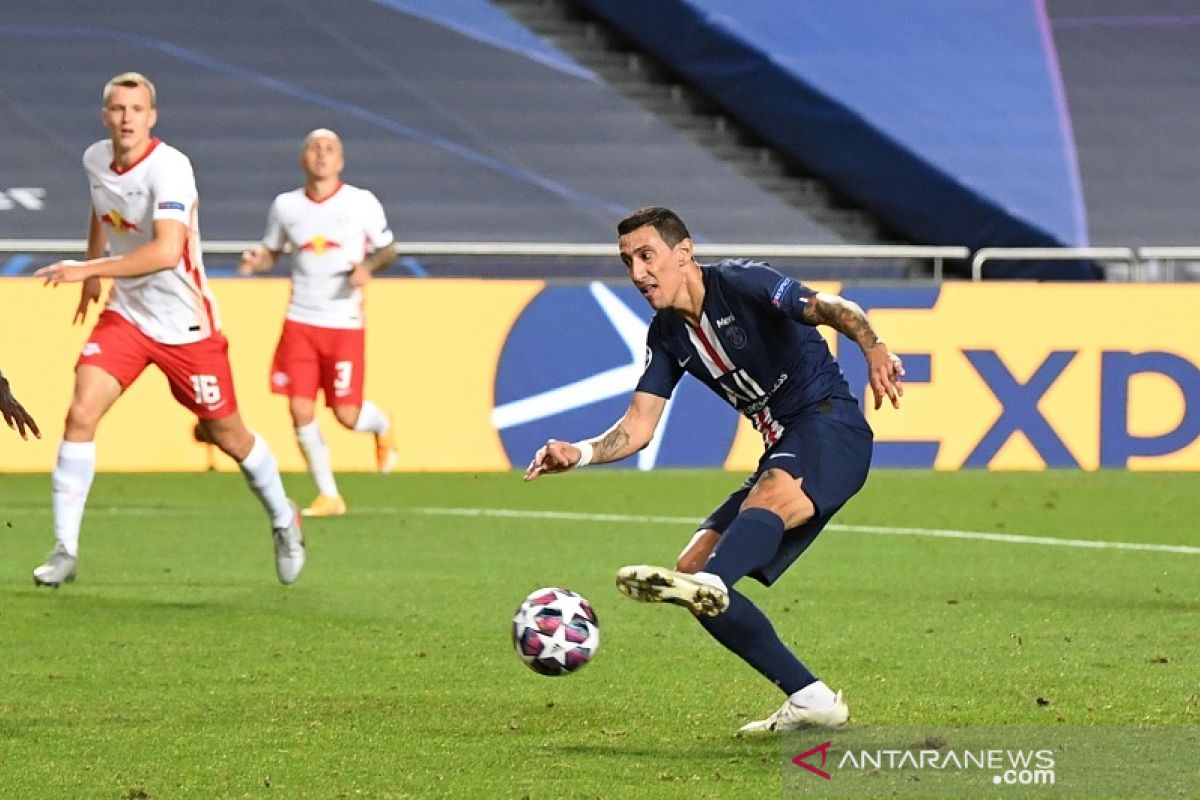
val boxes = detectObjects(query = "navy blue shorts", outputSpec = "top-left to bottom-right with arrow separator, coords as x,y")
698,397 -> 873,586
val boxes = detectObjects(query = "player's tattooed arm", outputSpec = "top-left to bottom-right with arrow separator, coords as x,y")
802,292 -> 883,353
803,291 -> 905,410
523,392 -> 666,480
576,392 -> 662,466
362,242 -> 398,274
591,424 -> 631,463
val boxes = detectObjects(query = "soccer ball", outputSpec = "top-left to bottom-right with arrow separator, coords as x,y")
511,587 -> 600,676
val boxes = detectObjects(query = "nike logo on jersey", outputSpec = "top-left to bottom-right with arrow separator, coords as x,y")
677,355 -> 692,368
715,315 -> 736,328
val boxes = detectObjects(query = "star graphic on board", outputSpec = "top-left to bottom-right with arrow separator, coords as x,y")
490,282 -> 676,470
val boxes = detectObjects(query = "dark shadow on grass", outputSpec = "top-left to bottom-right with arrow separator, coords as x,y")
556,737 -> 778,760
1,587 -> 226,612
958,588 -> 1200,615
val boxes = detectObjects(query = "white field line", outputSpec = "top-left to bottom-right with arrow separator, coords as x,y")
409,506 -> 1200,556
2,504 -> 1197,556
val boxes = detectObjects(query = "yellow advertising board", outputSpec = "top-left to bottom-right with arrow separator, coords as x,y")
0,277 -> 541,472
2,279 -> 1199,473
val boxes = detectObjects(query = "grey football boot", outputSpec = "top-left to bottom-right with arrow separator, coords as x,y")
273,500 -> 306,585
33,544 -> 77,588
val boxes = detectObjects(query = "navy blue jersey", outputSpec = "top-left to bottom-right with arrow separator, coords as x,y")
635,260 -> 858,445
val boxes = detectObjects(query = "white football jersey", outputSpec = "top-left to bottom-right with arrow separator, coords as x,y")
262,183 -> 394,330
84,138 -> 219,344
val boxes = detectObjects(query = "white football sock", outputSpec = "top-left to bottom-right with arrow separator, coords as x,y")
238,433 -> 293,529
52,440 -> 96,557
353,400 -> 388,434
791,680 -> 838,710
295,421 -> 339,497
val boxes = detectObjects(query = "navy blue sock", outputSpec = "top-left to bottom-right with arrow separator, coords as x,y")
704,507 -> 785,586
698,588 -> 816,695
698,507 -> 815,695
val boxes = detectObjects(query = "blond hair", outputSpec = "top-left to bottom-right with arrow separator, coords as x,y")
103,72 -> 157,107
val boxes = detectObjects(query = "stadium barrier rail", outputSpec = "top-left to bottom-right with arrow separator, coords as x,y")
1,240 -> 970,282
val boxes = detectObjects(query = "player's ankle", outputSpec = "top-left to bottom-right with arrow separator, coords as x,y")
791,680 -> 837,710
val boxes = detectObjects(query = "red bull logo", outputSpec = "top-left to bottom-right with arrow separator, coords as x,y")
100,209 -> 140,232
299,235 -> 342,256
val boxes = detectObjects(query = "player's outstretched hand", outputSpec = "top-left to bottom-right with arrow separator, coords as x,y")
867,342 -> 905,410
72,277 -> 102,325
35,260 -> 91,287
523,439 -> 582,481
0,374 -> 40,440
238,246 -> 271,276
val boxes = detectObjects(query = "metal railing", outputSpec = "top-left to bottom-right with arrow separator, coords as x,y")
0,240 -> 971,281
8,240 -> 1200,282
970,247 -> 1136,281
1134,247 -> 1200,282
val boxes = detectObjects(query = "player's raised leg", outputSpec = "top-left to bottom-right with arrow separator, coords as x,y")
618,467 -> 849,733
710,471 -> 848,733
35,365 -> 122,587
702,503 -> 847,734
333,400 -> 396,474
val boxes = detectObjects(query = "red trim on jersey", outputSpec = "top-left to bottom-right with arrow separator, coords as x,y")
304,181 -> 345,204
691,323 -> 732,373
181,240 -> 215,332
110,137 -> 161,174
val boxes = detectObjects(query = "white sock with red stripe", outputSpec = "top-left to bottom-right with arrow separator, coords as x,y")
353,400 -> 388,434
295,421 -> 339,497
238,433 -> 293,529
52,441 -> 96,557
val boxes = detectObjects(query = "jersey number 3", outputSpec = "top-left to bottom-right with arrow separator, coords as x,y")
333,361 -> 353,392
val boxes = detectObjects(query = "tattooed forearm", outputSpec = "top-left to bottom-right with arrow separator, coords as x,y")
803,293 -> 881,353
592,424 -> 631,463
363,242 -> 398,273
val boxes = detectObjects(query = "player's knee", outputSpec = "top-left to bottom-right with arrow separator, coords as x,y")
676,529 -> 720,573
741,469 -> 815,526
288,400 -> 316,428
201,420 -> 253,461
331,405 -> 359,429
64,401 -> 100,439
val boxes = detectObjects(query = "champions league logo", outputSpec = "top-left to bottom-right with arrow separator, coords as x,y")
492,282 -> 738,469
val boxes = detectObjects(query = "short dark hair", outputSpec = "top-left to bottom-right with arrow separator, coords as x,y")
617,206 -> 691,248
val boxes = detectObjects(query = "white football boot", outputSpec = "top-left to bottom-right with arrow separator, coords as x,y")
737,691 -> 850,734
615,564 -> 730,617
273,501 -> 306,585
33,544 -> 77,588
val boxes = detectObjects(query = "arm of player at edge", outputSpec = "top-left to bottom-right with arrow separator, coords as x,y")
802,291 -> 906,411
37,218 -> 191,290
523,391 -> 666,481
350,241 -> 399,288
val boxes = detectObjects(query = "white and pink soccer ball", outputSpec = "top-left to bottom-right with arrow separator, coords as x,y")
511,587 -> 600,676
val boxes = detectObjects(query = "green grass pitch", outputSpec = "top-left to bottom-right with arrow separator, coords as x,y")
1,470 -> 1196,798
